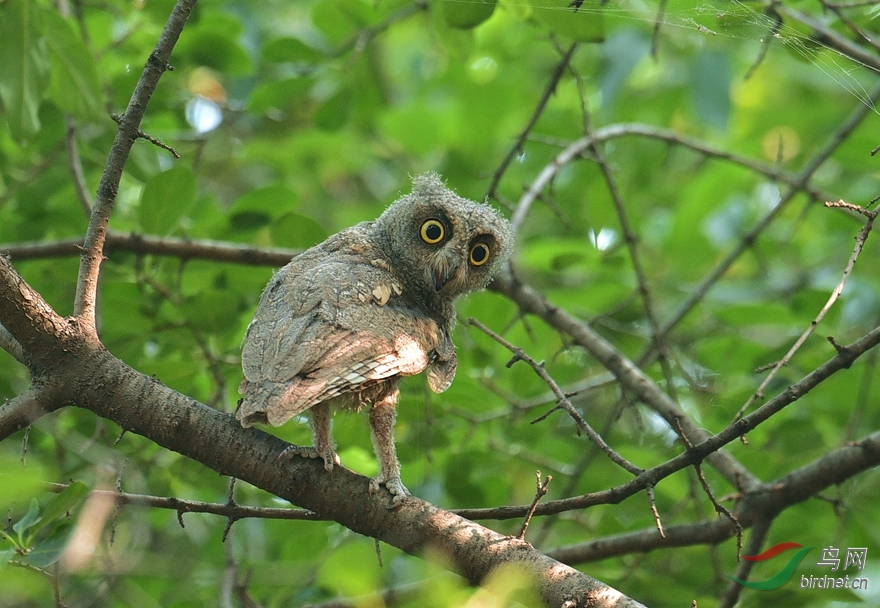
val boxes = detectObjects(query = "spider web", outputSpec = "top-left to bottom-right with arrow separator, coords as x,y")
441,0 -> 880,115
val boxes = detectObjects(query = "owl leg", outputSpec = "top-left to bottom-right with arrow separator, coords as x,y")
368,386 -> 409,505
310,401 -> 340,471
277,402 -> 340,471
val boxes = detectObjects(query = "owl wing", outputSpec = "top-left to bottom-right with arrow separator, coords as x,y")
237,253 -> 446,428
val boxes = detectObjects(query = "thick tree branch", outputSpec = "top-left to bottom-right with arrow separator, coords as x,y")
0,256 -> 79,369
0,388 -> 64,439
73,0 -> 196,333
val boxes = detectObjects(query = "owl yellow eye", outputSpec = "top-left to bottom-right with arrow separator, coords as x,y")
469,243 -> 490,266
420,219 -> 445,244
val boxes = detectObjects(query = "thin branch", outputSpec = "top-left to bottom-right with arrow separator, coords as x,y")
64,119 -> 92,215
736,200 -> 878,419
110,113 -> 180,158
718,519 -> 772,608
581,113 -> 679,404
331,0 -> 428,57
486,43 -> 578,201
517,471 -> 552,541
491,271 -> 756,490
2,231 -> 298,266
775,3 -> 880,72
512,121 -> 832,235
547,428 -> 880,564
653,83 -> 880,358
644,484 -> 665,539
0,323 -> 26,365
469,317 -> 643,476
452,323 -> 880,521
73,0 -> 196,332
45,482 -> 323,521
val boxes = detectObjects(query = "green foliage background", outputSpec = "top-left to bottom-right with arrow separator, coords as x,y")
2,0 -> 880,606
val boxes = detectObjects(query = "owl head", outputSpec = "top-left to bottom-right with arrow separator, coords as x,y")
373,173 -> 513,299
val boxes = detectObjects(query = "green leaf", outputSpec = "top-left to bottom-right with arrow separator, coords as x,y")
12,499 -> 40,540
43,11 -> 103,122
0,0 -> 50,140
270,212 -> 328,249
25,527 -> 72,568
441,0 -> 497,29
531,0 -> 604,42
261,37 -> 324,64
179,289 -> 242,332
693,51 -> 731,129
28,482 -> 88,540
314,90 -> 351,131
139,166 -> 198,235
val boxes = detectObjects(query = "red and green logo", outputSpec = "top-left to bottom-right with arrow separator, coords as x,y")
727,542 -> 814,590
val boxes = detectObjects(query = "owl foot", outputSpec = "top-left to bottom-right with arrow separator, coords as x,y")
369,474 -> 410,506
278,445 -> 340,472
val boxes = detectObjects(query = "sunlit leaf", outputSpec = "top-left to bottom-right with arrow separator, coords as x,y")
0,0 -> 50,140
441,0 -> 497,29
43,11 -> 103,122
139,166 -> 198,235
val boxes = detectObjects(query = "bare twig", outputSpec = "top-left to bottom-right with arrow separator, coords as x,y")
2,231 -> 299,266
469,317 -> 643,476
491,271 -> 755,490
331,0 -> 427,57
518,471 -> 553,540
64,119 -> 93,215
45,482 -> 323,521
486,43 -> 578,201
717,519 -> 772,608
73,0 -> 196,332
774,4 -> 880,73
645,484 -> 665,539
653,83 -> 880,362
736,200 -> 878,419
452,323 -> 880,521
110,113 -> 180,159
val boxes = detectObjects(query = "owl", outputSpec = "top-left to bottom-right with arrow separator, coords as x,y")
237,173 -> 513,504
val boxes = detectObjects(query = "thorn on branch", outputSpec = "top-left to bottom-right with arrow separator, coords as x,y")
111,113 -> 181,159
694,463 -> 742,557
517,470 -> 552,540
827,335 -> 851,357
754,361 -> 778,374
177,510 -> 185,528
221,517 -> 237,542
530,405 -> 561,425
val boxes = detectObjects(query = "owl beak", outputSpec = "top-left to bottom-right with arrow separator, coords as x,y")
433,268 -> 448,292
432,261 -> 460,292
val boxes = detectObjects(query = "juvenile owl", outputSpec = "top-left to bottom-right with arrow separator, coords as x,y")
237,173 -> 513,504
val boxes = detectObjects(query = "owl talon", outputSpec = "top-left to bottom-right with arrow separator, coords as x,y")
370,475 -> 410,505
278,445 -> 340,472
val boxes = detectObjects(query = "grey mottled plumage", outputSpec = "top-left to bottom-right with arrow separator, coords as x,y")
237,173 -> 513,503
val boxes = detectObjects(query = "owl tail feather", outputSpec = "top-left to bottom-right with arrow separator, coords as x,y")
236,377 -> 324,428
